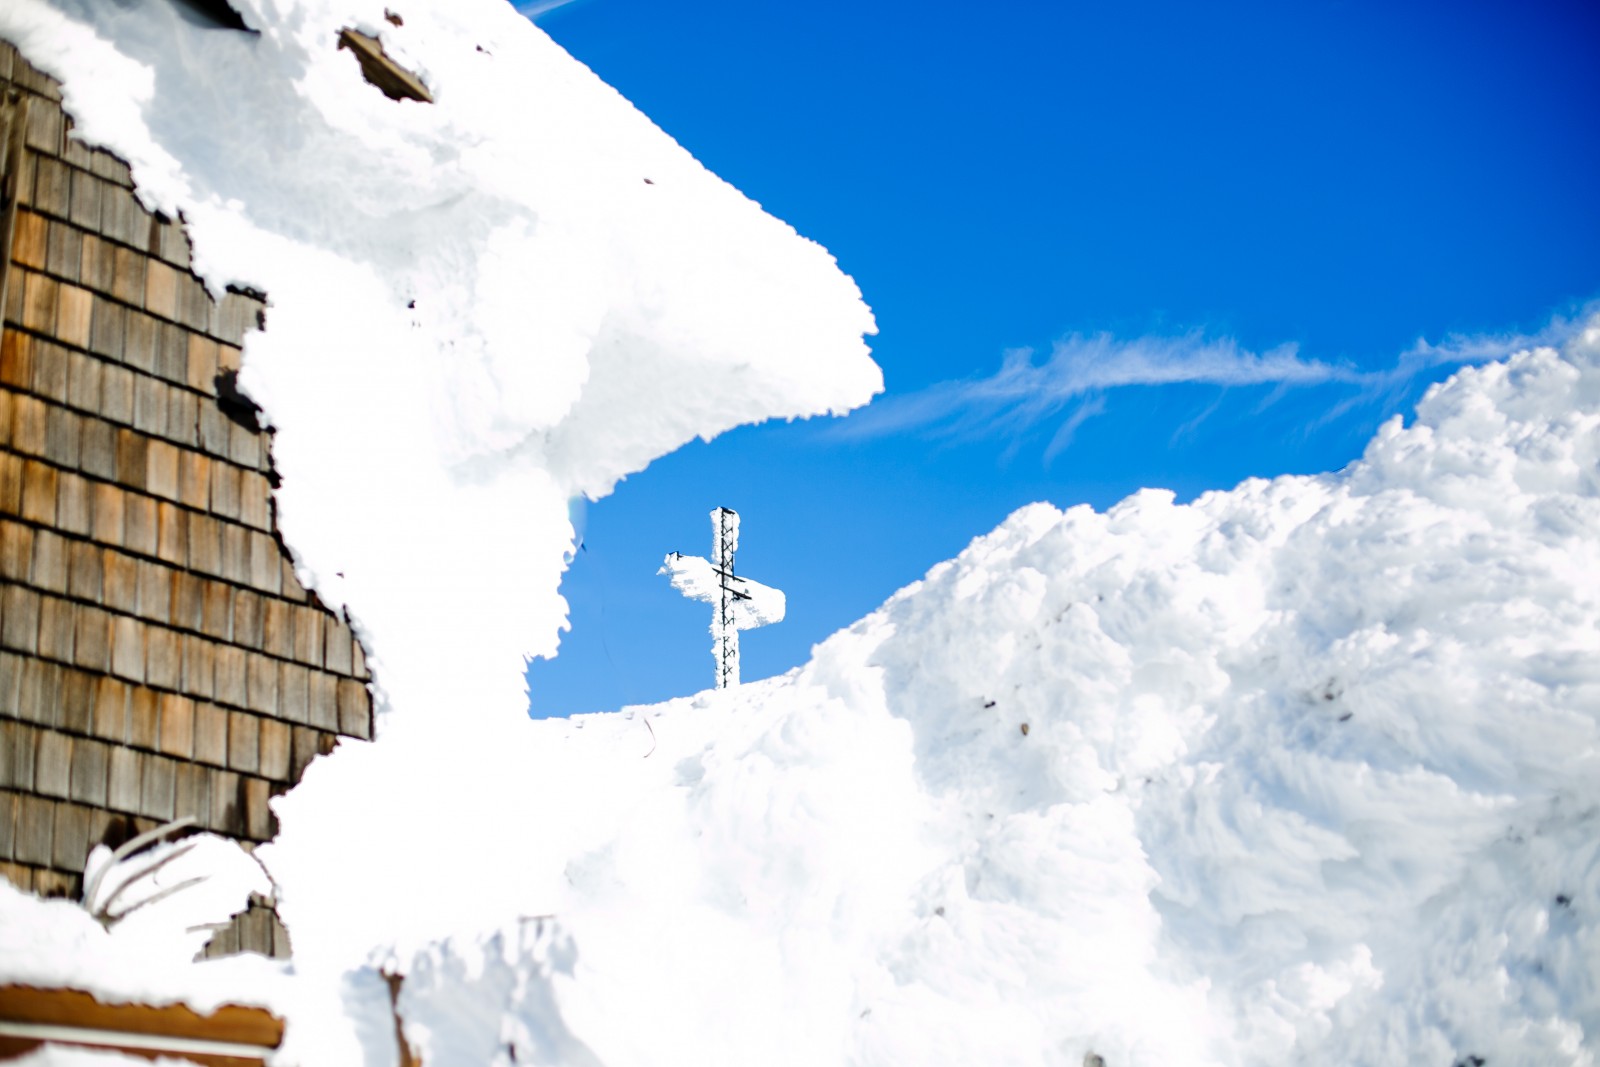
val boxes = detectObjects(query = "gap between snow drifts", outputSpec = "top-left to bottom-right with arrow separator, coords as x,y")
266,325 -> 1600,1066
0,0 -> 880,727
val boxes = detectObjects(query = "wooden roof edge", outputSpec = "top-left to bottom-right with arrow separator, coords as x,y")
338,28 -> 433,104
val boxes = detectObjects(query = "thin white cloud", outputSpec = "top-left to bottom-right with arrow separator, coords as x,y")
834,307 -> 1592,456
514,0 -> 585,18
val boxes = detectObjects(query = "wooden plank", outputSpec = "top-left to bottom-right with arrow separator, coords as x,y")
146,438 -> 180,502
28,526 -> 67,592
122,492 -> 155,556
66,537 -> 101,599
188,511 -> 221,576
55,281 -> 92,348
20,458 -> 56,524
169,569 -> 204,631
208,461 -> 239,521
307,672 -> 337,732
181,634 -> 215,701
337,680 -> 370,741
158,693 -> 194,760
0,332 -> 33,389
0,985 -> 283,1049
45,217 -> 83,284
13,794 -> 53,866
0,722 -> 36,792
8,394 -> 46,457
30,154 -> 70,218
157,322 -> 187,385
242,777 -> 272,841
257,719 -> 289,781
276,662 -> 308,726
140,753 -> 175,820
173,761 -> 209,825
0,791 -> 14,861
230,590 -> 262,650
193,702 -> 227,767
33,338 -> 69,403
65,350 -> 102,414
72,604 -> 111,673
0,519 -> 30,581
55,470 -> 91,536
244,531 -> 280,598
106,746 -> 141,812
101,547 -> 137,613
177,445 -> 207,510
244,654 -> 276,717
209,769 -> 242,836
67,168 -> 101,231
288,726 -> 319,781
144,625 -> 180,690
185,334 -> 218,393
0,584 -> 40,655
122,307 -> 158,374
68,736 -> 109,807
226,711 -> 258,774
43,405 -> 80,468
114,428 -> 148,492
98,362 -> 133,425
22,95 -> 63,152
166,388 -> 198,450
91,676 -> 128,743
127,685 -> 157,749
201,579 -> 232,641
220,523 -> 248,586
20,269 -> 58,333
290,606 -> 322,668
143,259 -> 176,322
36,595 -> 75,662
79,232 -> 114,298
337,28 -> 433,103
260,600 -> 292,660
33,729 -> 70,798
212,646 -> 245,708
154,500 -> 185,565
57,666 -> 93,734
11,212 -> 47,272
17,660 -> 60,726
109,614 -> 144,683
0,651 -> 16,719
322,621 -> 353,675
136,558 -> 171,625
51,799 -> 90,871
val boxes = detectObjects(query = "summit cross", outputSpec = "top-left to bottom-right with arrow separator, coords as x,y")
660,507 -> 786,689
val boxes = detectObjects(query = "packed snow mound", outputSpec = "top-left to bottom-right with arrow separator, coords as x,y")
0,0 -> 879,719
267,323 -> 1600,1065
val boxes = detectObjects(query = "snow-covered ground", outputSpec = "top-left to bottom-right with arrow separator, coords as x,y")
3,2 -> 1598,1066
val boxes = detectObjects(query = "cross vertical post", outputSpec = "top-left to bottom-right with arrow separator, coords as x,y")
661,507 -> 786,690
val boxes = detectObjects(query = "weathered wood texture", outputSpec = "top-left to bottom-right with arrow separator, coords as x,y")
0,41 -> 373,958
0,983 -> 282,1066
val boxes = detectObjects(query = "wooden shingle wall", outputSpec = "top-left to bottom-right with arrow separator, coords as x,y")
0,42 -> 373,956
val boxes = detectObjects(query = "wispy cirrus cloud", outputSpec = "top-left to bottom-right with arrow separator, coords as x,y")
834,308 -> 1591,460
514,0 -> 586,19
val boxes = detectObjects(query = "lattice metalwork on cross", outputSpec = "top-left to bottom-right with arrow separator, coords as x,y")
660,507 -> 786,689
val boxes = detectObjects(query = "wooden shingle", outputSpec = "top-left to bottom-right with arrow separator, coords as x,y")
227,710 -> 259,774
141,753 -> 175,821
181,633 -> 214,701
34,729 -> 71,798
337,679 -> 369,740
258,719 -> 290,781
29,527 -> 68,593
0,520 -> 31,581
37,595 -> 75,663
52,800 -> 91,872
46,219 -> 84,284
72,604 -> 111,674
68,737 -> 109,807
108,614 -> 143,682
193,702 -> 227,767
106,745 -> 141,813
91,676 -> 128,743
59,666 -> 94,734
56,283 -> 93,349
144,624 -> 180,690
154,499 -> 185,565
277,662 -> 308,725
0,585 -> 41,655
1,722 -> 36,792
127,685 -> 158,750
136,558 -> 170,623
14,794 -> 54,866
66,537 -> 101,599
245,653 -> 277,716
100,548 -> 137,613
21,460 -> 56,524
158,692 -> 194,760
213,645 -> 246,708
12,211 -> 48,270
174,761 -> 209,824
122,491 -> 155,555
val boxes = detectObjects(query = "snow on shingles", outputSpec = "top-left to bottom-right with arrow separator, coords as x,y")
0,0 -> 879,729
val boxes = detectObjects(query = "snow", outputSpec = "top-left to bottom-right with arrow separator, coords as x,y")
3,2 -> 1599,1065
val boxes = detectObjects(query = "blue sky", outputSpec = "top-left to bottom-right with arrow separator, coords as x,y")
523,0 -> 1600,716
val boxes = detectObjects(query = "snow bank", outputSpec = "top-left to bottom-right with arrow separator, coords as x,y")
273,323 -> 1598,1065
0,0 -> 879,722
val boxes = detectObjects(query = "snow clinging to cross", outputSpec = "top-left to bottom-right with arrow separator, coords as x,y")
660,508 -> 786,689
